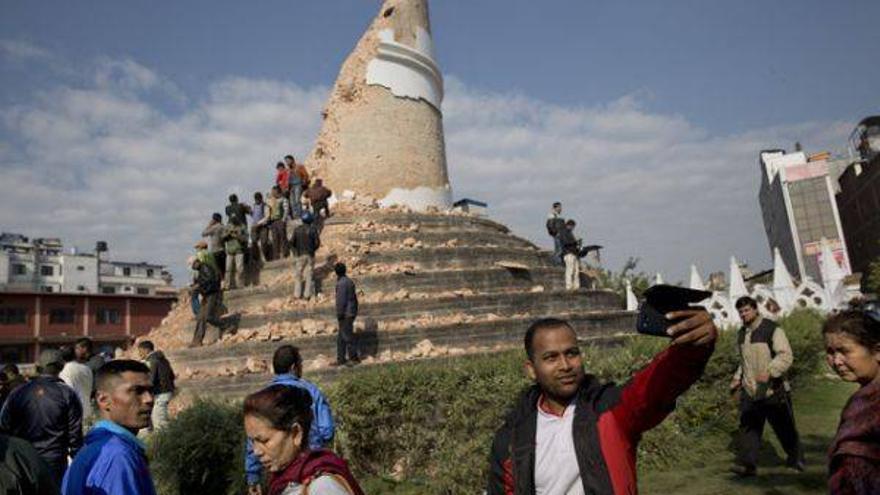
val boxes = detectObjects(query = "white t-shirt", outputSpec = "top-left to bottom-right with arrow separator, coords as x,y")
534,401 -> 584,495
279,474 -> 352,495
60,361 -> 93,419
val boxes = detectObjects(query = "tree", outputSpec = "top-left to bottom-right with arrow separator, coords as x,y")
865,257 -> 880,296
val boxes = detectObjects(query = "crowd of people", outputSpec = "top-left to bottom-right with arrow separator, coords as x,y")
188,155 -> 335,348
1,302 -> 877,494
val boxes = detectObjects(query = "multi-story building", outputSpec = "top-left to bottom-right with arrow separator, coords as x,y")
836,116 -> 880,276
758,149 -> 852,284
0,234 -> 177,363
0,233 -> 174,296
0,291 -> 175,364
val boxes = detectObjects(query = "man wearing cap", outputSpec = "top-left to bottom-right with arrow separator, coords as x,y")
290,212 -> 321,300
0,349 -> 83,484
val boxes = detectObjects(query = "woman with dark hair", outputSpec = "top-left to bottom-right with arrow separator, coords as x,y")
243,385 -> 363,495
823,306 -> 880,494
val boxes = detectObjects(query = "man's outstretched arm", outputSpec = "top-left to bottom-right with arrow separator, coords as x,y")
610,309 -> 717,440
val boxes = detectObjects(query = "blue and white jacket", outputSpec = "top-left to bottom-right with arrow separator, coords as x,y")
244,374 -> 336,485
62,420 -> 156,495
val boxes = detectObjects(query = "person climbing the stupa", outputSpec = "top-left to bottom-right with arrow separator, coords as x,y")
267,186 -> 290,260
558,219 -> 581,291
289,212 -> 320,300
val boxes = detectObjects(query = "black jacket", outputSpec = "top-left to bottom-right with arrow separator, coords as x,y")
145,351 -> 176,395
488,378 -> 620,495
194,262 -> 221,296
290,224 -> 320,257
335,276 -> 358,319
0,377 -> 82,468
557,228 -> 580,256
546,216 -> 565,237
0,434 -> 58,495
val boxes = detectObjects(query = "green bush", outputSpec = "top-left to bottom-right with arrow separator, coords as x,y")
149,399 -> 247,495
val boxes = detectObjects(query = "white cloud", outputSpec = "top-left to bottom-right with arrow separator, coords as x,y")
0,39 -> 52,62
0,55 -> 852,285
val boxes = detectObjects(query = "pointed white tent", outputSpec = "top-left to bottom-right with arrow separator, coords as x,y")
818,237 -> 847,308
772,248 -> 797,313
689,265 -> 706,291
728,256 -> 748,302
625,280 -> 638,311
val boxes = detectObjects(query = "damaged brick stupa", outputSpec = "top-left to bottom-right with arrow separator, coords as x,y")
308,0 -> 451,210
143,0 -> 635,399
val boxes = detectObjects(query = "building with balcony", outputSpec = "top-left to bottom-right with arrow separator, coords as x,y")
836,116 -> 880,277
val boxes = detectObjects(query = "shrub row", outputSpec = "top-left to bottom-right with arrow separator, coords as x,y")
149,309 -> 826,494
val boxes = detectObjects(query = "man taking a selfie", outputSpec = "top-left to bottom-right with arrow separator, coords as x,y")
487,308 -> 717,495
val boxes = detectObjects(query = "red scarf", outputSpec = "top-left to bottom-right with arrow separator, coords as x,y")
268,449 -> 364,495
830,379 -> 880,465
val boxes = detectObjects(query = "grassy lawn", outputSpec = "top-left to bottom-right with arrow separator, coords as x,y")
360,378 -> 854,494
641,377 -> 855,495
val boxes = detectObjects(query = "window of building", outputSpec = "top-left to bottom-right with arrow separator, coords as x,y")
136,287 -> 150,295
0,308 -> 27,325
40,265 -> 54,276
102,286 -> 116,295
96,308 -> 121,325
122,267 -> 131,277
49,308 -> 75,324
77,265 -> 85,271
12,264 -> 26,275
123,286 -> 132,293
77,285 -> 86,292
41,286 -> 54,293
146,269 -> 154,277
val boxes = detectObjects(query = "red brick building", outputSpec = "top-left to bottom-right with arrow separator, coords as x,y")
0,291 -> 175,364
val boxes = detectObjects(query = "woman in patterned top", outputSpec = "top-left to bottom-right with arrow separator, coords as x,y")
243,385 -> 362,495
823,305 -> 880,495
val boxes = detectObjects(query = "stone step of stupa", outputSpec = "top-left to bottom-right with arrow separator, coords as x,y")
235,289 -> 619,329
259,245 -> 552,277
170,310 -> 636,399
225,266 -> 570,312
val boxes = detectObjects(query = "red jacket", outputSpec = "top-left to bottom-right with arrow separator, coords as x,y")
487,343 -> 713,495
276,169 -> 290,192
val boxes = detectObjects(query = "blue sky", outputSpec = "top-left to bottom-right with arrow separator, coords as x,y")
1,1 -> 878,284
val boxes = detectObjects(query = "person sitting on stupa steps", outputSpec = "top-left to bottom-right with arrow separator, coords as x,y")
250,192 -> 271,263
546,202 -> 565,266
290,212 -> 321,300
189,255 -> 227,348
334,263 -> 360,367
223,220 -> 248,290
487,313 -> 718,495
729,296 -> 804,477
244,345 -> 336,495
202,212 -> 227,280
303,178 -> 332,221
558,219 -> 581,291
267,186 -> 291,261
285,155 -> 309,219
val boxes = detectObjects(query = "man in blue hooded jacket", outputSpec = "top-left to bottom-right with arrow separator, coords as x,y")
62,360 -> 156,495
244,345 -> 335,494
